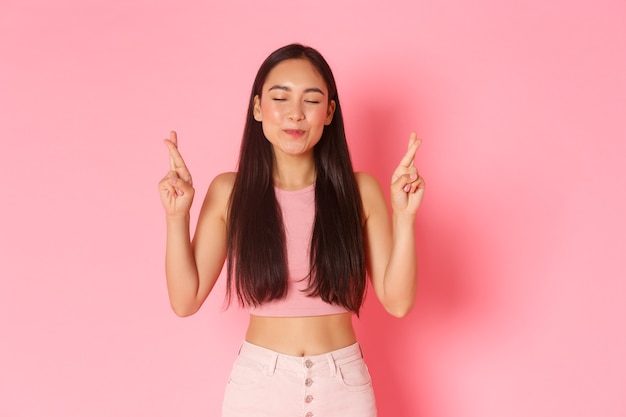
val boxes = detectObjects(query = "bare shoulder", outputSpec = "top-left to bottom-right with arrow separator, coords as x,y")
355,172 -> 386,218
200,172 -> 236,220
355,171 -> 381,190
210,172 -> 236,194
355,171 -> 384,199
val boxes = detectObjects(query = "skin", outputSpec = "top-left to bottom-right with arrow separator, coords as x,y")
158,58 -> 425,356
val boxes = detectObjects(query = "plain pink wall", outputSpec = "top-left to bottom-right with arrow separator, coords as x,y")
1,0 -> 625,416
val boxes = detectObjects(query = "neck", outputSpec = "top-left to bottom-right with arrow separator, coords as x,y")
272,152 -> 316,191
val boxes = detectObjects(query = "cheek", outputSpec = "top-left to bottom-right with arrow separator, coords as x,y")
263,104 -> 284,121
310,108 -> 329,124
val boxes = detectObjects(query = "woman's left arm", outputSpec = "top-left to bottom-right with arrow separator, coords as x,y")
359,132 -> 425,317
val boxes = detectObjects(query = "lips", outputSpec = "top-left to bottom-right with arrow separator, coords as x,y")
283,129 -> 305,137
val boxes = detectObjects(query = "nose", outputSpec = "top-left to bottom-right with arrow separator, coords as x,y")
288,102 -> 305,121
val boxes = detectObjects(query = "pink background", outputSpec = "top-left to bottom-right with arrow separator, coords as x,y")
1,0 -> 625,416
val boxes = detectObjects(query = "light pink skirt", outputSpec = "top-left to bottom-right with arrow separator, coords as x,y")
222,341 -> 377,417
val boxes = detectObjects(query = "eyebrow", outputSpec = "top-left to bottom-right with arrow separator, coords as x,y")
267,85 -> 326,95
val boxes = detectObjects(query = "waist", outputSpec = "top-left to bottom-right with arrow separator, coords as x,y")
245,312 -> 356,356
236,339 -> 364,375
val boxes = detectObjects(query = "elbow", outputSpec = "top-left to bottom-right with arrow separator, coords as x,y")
383,298 -> 415,318
172,308 -> 195,318
386,304 -> 413,318
170,301 -> 199,318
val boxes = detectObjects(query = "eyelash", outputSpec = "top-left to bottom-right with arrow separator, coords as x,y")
271,98 -> 320,104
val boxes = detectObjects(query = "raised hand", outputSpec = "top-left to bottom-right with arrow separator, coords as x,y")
158,131 -> 195,217
390,132 -> 425,215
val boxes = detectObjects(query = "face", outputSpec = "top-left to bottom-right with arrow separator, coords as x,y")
253,58 -> 336,158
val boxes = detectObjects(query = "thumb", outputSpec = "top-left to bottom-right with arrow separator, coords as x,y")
167,176 -> 193,197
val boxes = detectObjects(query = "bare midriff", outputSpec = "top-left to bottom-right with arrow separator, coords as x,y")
245,312 -> 356,356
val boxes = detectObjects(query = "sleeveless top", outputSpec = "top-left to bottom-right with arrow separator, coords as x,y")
247,183 -> 350,317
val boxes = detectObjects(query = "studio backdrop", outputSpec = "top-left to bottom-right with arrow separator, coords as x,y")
1,1 -> 625,416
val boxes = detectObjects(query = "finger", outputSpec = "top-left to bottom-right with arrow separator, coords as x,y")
392,172 -> 418,193
164,138 -> 188,172
407,131 -> 417,149
415,176 -> 425,189
169,154 -> 176,171
170,130 -> 178,147
406,133 -> 422,166
168,176 -> 194,197
407,176 -> 426,195
168,162 -> 193,186
404,176 -> 426,194
169,131 -> 178,171
158,173 -> 177,195
163,131 -> 178,168
391,162 -> 418,183
399,132 -> 422,168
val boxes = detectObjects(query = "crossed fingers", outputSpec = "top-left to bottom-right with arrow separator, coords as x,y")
393,132 -> 422,190
164,131 -> 193,186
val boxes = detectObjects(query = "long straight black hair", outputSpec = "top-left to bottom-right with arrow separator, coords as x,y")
226,44 -> 366,314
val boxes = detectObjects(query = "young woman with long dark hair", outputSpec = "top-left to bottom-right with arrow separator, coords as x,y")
158,43 -> 425,417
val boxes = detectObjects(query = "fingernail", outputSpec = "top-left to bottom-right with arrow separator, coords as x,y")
403,184 -> 411,192
168,178 -> 176,185
410,173 -> 417,180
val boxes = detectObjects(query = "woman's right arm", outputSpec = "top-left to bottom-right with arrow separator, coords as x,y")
158,131 -> 233,317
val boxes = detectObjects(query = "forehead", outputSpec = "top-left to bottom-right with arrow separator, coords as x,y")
263,59 -> 328,92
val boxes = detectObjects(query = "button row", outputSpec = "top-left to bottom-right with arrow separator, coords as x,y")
304,359 -> 314,416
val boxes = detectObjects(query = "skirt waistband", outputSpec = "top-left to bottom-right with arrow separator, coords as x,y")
237,341 -> 363,376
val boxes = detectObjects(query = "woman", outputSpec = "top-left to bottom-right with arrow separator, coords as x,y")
158,43 -> 425,417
